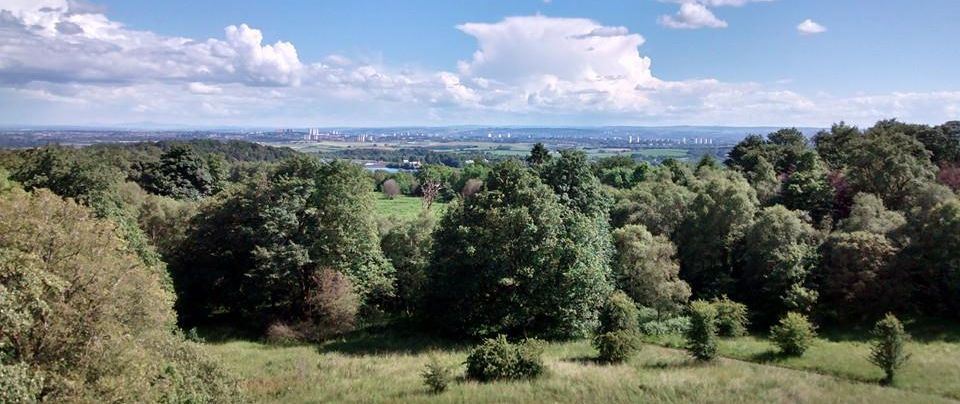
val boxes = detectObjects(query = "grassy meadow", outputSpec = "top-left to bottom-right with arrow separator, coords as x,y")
203,331 -> 952,404
643,321 -> 960,400
373,195 -> 446,221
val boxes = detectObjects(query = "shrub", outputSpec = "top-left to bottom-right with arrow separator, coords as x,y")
770,312 -> 817,356
0,189 -> 241,402
685,300 -> 719,361
593,330 -> 642,363
640,316 -> 691,336
0,363 -> 43,404
382,179 -> 400,199
421,357 -> 453,394
265,322 -> 304,345
711,296 -> 749,337
594,292 -> 642,362
868,314 -> 911,385
464,335 -> 545,382
303,269 -> 360,340
597,291 -> 640,334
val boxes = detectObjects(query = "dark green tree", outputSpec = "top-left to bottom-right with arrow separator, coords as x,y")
138,145 -> 222,200
737,205 -> 820,322
426,161 -> 613,339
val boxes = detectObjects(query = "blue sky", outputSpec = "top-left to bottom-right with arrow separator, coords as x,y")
0,0 -> 958,127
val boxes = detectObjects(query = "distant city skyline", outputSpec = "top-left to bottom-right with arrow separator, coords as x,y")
0,0 -> 958,127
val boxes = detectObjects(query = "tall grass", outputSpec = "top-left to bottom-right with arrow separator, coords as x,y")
204,332 -> 948,403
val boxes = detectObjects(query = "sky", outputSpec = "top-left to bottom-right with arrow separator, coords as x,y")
0,0 -> 958,128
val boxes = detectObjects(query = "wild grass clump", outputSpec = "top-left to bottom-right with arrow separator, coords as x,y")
868,313 -> 911,385
465,335 -> 545,382
685,300 -> 719,361
421,357 -> 453,393
711,295 -> 749,337
770,312 -> 817,356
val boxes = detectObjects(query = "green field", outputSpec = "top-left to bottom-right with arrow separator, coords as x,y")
204,332 -> 949,403
643,323 -> 960,400
374,195 -> 446,221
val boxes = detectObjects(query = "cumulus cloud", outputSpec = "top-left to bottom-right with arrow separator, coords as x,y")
657,0 -> 772,29
0,4 -> 954,127
0,2 -> 304,86
797,19 -> 827,35
658,3 -> 728,29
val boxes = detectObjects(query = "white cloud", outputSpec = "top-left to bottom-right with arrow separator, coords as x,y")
797,19 -> 827,35
187,82 -> 222,95
658,3 -> 727,29
0,6 -> 953,127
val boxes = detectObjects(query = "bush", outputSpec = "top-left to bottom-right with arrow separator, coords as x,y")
265,322 -> 304,345
597,291 -> 640,334
712,296 -> 749,337
303,269 -> 360,340
593,330 -> 642,363
0,363 -> 43,404
382,179 -> 400,199
464,335 -> 545,382
640,316 -> 691,336
868,314 -> 911,385
685,300 -> 719,361
421,357 -> 453,394
594,292 -> 642,362
770,312 -> 817,356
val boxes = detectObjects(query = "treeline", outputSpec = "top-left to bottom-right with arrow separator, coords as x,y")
320,147 -> 498,168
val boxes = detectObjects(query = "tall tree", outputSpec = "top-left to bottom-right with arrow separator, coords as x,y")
527,142 -> 551,167
737,205 -> 821,322
427,161 -> 613,339
676,168 -> 758,297
612,225 -> 691,315
846,125 -> 935,210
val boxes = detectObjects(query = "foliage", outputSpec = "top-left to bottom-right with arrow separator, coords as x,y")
593,330 -> 643,364
465,335 -> 545,382
382,178 -> 401,199
737,205 -> 820,322
781,151 -> 834,223
380,213 -> 435,315
593,292 -> 643,362
0,363 -> 43,404
868,314 -> 911,385
676,168 -> 758,297
685,300 -> 719,361
840,193 -> 906,236
711,296 -> 749,337
138,145 -> 223,199
421,357 -> 453,393
611,225 -> 690,315
610,177 -> 694,237
845,127 -> 935,210
900,199 -> 960,317
427,160 -> 613,339
816,231 -> 900,321
597,291 -> 640,334
640,316 -> 692,336
302,269 -> 360,340
0,189 -> 238,402
527,142 -> 551,167
770,312 -> 817,356
539,149 -> 612,218
171,156 -> 393,328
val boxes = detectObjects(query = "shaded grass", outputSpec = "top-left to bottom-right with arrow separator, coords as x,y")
205,332 -> 949,403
